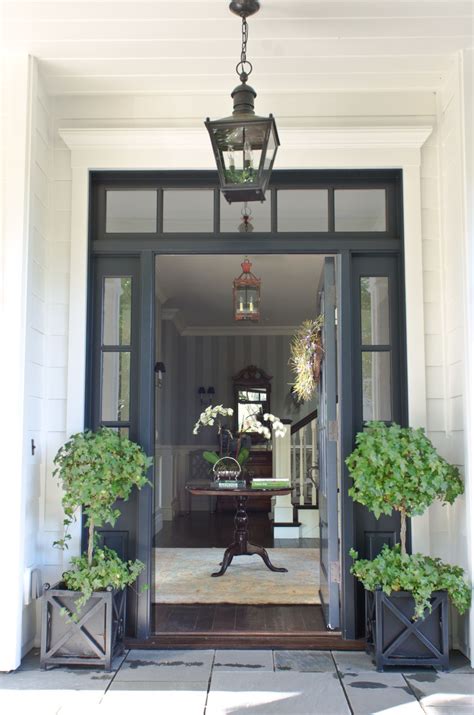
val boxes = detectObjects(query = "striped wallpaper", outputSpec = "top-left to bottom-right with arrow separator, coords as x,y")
157,320 -> 312,446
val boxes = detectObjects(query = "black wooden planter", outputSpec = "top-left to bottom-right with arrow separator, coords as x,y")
366,589 -> 449,672
40,582 -> 126,671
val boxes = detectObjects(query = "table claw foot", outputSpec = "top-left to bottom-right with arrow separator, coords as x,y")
212,548 -> 234,577
248,543 -> 288,573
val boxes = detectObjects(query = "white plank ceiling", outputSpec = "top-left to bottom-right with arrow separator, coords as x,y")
3,1 -> 473,95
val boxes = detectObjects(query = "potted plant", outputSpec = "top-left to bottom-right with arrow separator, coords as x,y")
40,428 -> 152,671
193,404 -> 287,481
346,421 -> 471,671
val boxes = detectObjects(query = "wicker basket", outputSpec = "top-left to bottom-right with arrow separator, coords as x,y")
212,456 -> 242,482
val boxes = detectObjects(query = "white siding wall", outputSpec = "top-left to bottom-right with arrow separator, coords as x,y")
16,78 -> 471,653
21,63 -> 73,653
420,53 -> 471,653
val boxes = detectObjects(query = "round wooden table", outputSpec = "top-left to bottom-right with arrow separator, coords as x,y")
186,483 -> 292,577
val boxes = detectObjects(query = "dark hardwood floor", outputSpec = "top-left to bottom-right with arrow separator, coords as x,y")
154,511 -> 318,549
130,603 -> 365,650
142,511 -> 353,649
153,604 -> 326,633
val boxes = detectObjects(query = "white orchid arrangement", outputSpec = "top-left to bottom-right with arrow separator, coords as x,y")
193,405 -> 287,439
193,404 -> 287,469
192,404 -> 234,435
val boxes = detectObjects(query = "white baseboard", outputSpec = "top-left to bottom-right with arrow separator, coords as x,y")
274,525 -> 301,539
298,508 -> 320,538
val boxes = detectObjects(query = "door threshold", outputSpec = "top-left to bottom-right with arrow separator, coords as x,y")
125,632 -> 365,650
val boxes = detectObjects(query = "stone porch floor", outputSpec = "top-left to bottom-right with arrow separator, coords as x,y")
0,648 -> 473,714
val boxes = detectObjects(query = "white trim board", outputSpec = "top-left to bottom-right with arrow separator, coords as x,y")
60,124 -> 433,557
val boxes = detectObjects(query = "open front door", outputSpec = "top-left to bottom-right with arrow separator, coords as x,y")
318,257 -> 341,629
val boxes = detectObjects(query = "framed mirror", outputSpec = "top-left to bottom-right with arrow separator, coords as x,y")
233,365 -> 272,435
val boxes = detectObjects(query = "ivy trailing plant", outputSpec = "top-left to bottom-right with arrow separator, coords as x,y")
346,421 -> 471,619
53,428 -> 152,617
349,545 -> 471,620
289,316 -> 324,402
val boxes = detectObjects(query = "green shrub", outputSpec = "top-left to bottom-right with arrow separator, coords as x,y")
346,421 -> 470,619
346,421 -> 463,555
350,545 -> 471,619
53,428 -> 152,617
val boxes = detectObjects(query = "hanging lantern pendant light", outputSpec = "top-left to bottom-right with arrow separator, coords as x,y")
205,1 -> 280,204
233,258 -> 261,322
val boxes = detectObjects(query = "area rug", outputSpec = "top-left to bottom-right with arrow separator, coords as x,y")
152,548 -> 320,605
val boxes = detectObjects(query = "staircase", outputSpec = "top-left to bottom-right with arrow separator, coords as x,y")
272,410 -> 319,540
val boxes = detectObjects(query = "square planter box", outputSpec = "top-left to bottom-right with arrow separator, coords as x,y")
366,589 -> 449,672
40,582 -> 126,671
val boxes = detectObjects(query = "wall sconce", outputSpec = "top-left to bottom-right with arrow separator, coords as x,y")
198,386 -> 215,406
155,361 -> 166,388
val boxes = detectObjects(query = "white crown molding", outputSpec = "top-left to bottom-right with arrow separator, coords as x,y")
181,325 -> 297,336
59,125 -> 433,153
161,307 -> 295,336
161,307 -> 186,334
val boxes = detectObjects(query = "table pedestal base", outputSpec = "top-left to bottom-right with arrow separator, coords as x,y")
211,495 -> 288,577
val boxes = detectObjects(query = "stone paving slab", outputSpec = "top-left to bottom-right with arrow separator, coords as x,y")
332,650 -> 377,674
406,672 -> 474,712
342,672 -> 423,713
213,649 -> 274,671
101,681 -> 208,714
206,671 -> 350,715
0,665 -> 114,690
274,650 -> 336,672
114,648 -> 214,682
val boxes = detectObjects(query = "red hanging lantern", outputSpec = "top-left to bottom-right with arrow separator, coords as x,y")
233,258 -> 261,322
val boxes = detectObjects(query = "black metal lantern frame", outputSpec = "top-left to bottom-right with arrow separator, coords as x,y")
205,1 -> 280,203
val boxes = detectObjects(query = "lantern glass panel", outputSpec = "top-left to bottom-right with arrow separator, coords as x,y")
213,122 -> 269,187
263,124 -> 277,172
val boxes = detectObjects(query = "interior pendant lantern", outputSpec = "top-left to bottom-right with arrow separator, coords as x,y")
233,258 -> 261,322
205,1 -> 280,203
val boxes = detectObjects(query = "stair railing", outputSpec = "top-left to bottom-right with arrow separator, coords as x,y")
290,409 -> 318,507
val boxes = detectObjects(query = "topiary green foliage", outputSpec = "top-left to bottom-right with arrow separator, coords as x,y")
53,428 -> 152,617
61,546 -> 146,616
350,545 -> 471,620
346,421 -> 463,555
346,421 -> 470,619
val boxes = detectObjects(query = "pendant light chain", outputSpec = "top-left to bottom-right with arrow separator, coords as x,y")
241,17 -> 248,64
236,17 -> 253,80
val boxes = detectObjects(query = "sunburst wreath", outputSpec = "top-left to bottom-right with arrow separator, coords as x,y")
289,316 -> 324,402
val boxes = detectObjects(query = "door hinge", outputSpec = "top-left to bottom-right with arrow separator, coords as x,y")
330,561 -> 341,584
328,420 -> 338,441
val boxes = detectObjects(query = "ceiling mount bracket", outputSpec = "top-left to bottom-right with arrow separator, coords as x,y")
229,1 -> 260,19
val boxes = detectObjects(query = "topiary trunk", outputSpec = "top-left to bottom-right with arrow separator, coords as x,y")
399,508 -> 407,556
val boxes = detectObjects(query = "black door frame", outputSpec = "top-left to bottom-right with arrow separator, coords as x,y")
86,169 -> 408,641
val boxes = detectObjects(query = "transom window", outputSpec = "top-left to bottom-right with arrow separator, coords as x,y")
94,171 -> 399,239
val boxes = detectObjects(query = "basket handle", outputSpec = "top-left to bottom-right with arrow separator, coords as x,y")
212,456 -> 242,478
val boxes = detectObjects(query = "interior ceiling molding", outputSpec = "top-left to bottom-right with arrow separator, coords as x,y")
181,325 -> 297,337
59,125 -> 434,152
161,307 -> 187,334
161,306 -> 296,337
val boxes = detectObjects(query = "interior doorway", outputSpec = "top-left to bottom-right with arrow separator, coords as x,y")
151,253 -> 340,640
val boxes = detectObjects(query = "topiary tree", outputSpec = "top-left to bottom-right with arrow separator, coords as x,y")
53,428 -> 152,613
346,421 -> 463,556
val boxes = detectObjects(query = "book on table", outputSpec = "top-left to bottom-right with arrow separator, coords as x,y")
251,478 -> 291,489
216,480 -> 247,489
